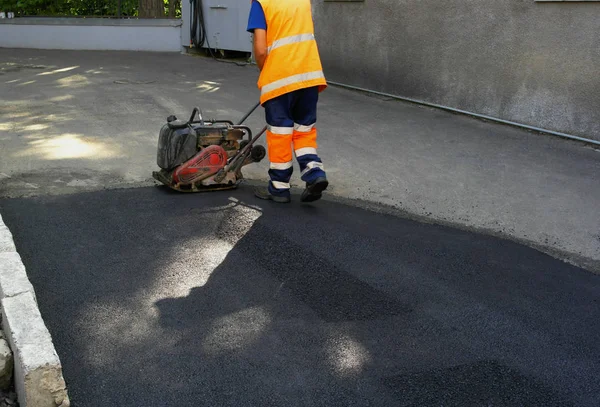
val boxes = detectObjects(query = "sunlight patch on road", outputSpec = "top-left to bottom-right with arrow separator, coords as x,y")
196,81 -> 221,93
0,113 -> 72,135
13,133 -> 123,160
37,66 -> 79,76
5,111 -> 29,118
76,302 -> 179,369
17,80 -> 36,87
22,124 -> 49,131
155,236 -> 237,298
56,74 -> 90,88
49,95 -> 74,102
326,333 -> 372,376
152,201 -> 263,299
85,68 -> 105,74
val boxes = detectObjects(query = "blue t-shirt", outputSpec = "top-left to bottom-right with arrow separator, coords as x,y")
247,0 -> 267,33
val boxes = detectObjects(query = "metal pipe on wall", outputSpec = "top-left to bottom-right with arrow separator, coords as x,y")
327,81 -> 600,147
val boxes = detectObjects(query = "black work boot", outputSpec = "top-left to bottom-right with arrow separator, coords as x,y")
301,177 -> 329,203
254,187 -> 291,203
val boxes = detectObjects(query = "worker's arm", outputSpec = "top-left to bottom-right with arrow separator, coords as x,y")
253,28 -> 268,71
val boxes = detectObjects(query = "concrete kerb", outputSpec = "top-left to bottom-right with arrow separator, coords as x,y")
0,212 -> 70,407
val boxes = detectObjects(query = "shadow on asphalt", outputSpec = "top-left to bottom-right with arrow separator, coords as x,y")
1,185 -> 598,406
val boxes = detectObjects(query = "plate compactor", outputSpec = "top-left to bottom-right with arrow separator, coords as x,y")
152,102 -> 267,192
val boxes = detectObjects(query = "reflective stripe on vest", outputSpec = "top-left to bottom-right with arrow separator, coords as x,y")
268,33 -> 315,54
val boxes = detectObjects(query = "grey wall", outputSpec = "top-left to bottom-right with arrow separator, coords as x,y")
312,0 -> 600,141
0,18 -> 182,52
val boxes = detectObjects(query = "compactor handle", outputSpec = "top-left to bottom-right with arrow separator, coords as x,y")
237,102 -> 261,125
188,107 -> 204,125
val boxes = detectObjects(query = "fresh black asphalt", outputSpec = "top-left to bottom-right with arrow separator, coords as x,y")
1,185 -> 599,406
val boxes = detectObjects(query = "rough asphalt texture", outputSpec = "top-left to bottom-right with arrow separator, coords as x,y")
1,186 -> 599,407
1,49 -> 599,271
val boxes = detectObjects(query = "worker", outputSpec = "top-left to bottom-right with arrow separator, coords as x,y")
247,0 -> 329,203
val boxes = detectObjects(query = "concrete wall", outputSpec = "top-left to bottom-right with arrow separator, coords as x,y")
0,18 -> 182,52
312,0 -> 600,141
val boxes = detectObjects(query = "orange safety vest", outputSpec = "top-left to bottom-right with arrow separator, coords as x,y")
255,0 -> 328,105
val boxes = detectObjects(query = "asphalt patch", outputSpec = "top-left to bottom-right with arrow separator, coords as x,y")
383,360 -> 572,406
1,185 -> 599,406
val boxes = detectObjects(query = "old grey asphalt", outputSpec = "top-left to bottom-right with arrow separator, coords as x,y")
1,49 -> 599,271
1,185 -> 599,407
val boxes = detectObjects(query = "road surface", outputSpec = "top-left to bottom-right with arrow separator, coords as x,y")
1,185 -> 598,406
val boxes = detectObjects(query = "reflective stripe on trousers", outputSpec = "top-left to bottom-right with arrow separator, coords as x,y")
295,142 -> 325,181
